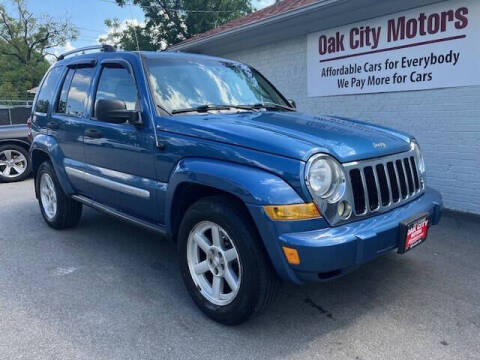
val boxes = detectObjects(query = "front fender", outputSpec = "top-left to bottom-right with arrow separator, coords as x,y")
165,158 -> 306,280
168,157 -> 303,202
165,157 -> 303,230
30,134 -> 74,195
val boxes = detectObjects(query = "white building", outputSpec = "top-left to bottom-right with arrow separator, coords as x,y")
170,0 -> 480,215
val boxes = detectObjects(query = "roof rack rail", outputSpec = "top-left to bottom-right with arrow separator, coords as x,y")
57,44 -> 116,61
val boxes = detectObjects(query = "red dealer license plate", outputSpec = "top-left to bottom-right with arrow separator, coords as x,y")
398,213 -> 430,254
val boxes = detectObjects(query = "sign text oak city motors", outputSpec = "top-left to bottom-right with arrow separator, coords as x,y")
307,0 -> 480,97
318,8 -> 468,55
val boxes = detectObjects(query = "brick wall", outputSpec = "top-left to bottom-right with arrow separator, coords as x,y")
218,35 -> 480,214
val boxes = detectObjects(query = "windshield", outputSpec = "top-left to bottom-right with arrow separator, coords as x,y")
145,57 -> 290,114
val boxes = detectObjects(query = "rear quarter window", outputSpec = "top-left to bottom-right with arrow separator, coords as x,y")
34,67 -> 63,114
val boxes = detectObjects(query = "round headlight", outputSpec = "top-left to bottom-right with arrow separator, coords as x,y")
411,140 -> 426,176
306,154 -> 346,203
309,158 -> 333,196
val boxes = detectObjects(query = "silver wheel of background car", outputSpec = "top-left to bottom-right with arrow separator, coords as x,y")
0,149 -> 28,179
187,221 -> 242,306
40,173 -> 58,220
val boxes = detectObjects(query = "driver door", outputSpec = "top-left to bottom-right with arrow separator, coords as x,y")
82,60 -> 158,222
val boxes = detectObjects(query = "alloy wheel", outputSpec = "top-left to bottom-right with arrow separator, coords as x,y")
40,173 -> 58,220
0,149 -> 28,179
187,221 -> 242,306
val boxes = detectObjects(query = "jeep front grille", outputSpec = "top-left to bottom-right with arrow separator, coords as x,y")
344,150 -> 424,217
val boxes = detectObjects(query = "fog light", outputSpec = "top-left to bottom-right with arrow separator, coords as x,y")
337,201 -> 352,219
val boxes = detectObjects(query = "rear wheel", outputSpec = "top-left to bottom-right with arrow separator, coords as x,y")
178,196 -> 279,325
36,161 -> 82,229
0,144 -> 31,182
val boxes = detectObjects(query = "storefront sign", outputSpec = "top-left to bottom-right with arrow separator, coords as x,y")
307,0 -> 480,97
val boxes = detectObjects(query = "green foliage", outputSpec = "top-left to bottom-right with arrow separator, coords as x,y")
184,0 -> 253,36
100,0 -> 253,51
0,40 -> 50,99
0,0 -> 78,64
99,18 -> 158,51
0,0 -> 77,99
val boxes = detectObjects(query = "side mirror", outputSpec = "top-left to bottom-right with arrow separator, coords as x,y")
288,99 -> 296,109
95,99 -> 143,126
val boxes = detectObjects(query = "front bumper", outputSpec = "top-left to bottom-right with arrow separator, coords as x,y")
249,187 -> 442,284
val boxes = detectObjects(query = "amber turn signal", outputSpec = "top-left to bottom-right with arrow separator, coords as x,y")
282,246 -> 300,265
264,203 -> 321,221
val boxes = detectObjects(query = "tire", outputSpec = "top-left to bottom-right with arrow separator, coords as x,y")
0,144 -> 31,183
178,195 -> 279,325
36,161 -> 82,229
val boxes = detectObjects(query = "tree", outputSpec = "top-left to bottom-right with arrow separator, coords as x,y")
99,18 -> 159,51
183,0 -> 252,36
0,0 -> 77,99
0,40 -> 49,99
0,0 -> 78,64
100,0 -> 253,51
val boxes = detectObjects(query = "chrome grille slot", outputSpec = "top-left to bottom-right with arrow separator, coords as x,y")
403,158 -> 415,195
376,164 -> 390,206
350,169 -> 366,214
396,159 -> 408,199
364,167 -> 379,211
410,156 -> 420,190
387,162 -> 400,202
345,150 -> 424,219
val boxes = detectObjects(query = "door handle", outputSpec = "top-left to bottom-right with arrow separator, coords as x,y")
47,121 -> 59,130
85,129 -> 102,139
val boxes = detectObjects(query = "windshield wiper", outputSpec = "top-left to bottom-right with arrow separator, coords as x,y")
171,104 -> 228,114
248,102 -> 296,112
156,104 -> 171,116
171,104 -> 260,114
171,102 -> 294,115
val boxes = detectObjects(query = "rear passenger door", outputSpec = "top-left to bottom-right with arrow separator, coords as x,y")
82,60 -> 158,222
50,62 -> 96,195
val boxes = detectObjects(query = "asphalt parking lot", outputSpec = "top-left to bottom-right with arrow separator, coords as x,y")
1,179 -> 479,360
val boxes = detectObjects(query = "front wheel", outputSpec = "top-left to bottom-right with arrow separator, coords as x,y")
36,161 -> 82,229
178,196 -> 279,325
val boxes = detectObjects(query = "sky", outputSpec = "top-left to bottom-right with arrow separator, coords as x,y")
23,0 -> 276,55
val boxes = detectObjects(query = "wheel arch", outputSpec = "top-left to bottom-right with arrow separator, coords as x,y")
166,158 -> 304,240
169,182 -> 253,243
170,182 -> 284,292
0,139 -> 31,152
30,135 -> 75,196
31,148 -> 50,175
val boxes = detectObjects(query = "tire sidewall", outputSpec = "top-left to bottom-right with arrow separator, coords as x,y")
36,161 -> 63,227
178,198 -> 265,324
0,144 -> 31,183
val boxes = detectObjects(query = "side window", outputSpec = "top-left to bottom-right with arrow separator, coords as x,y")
57,69 -> 75,114
34,67 -> 62,114
61,67 -> 94,117
94,66 -> 138,117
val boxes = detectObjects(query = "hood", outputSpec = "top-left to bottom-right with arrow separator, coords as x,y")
160,111 -> 411,162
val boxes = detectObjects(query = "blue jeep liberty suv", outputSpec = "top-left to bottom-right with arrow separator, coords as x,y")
30,45 -> 443,324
